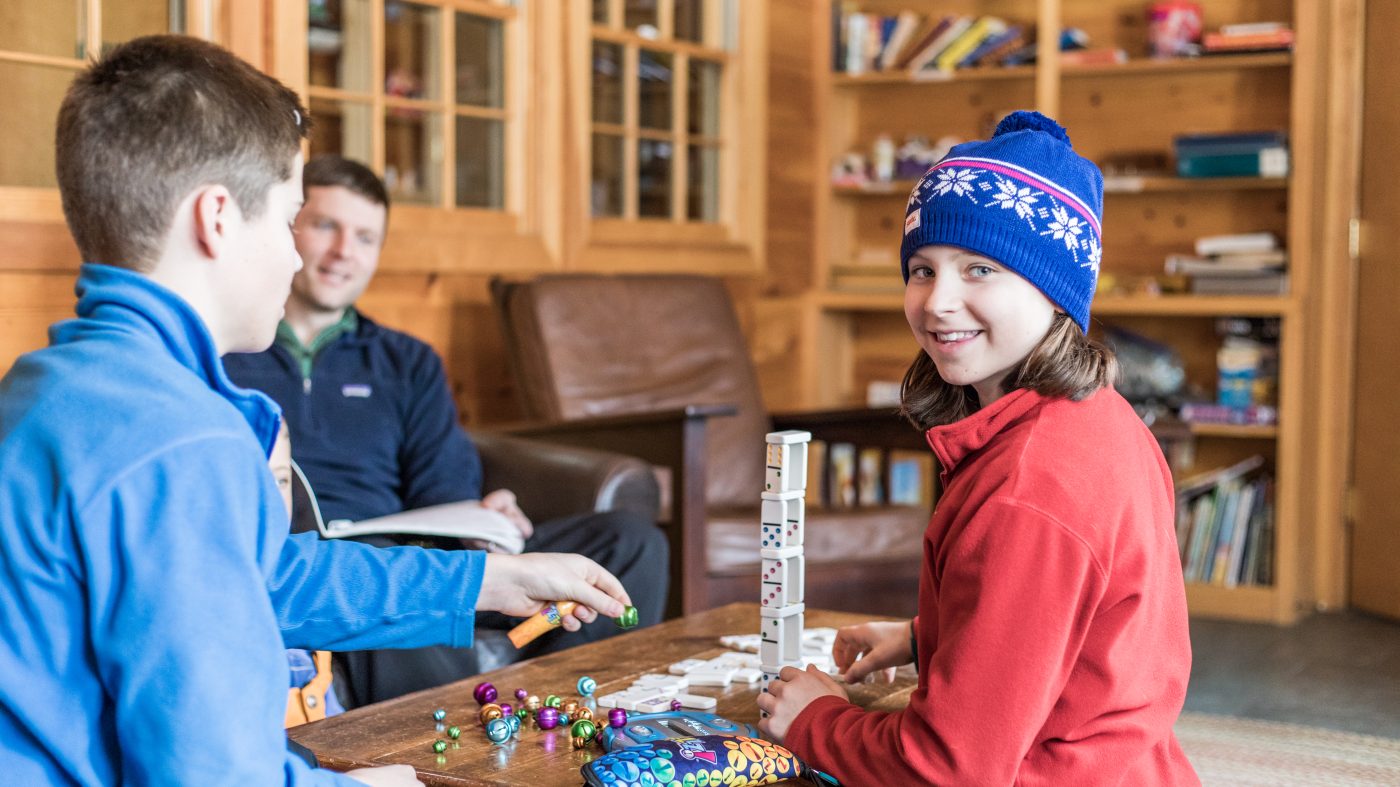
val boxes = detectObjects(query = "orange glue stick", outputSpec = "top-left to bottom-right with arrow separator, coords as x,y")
507,601 -> 578,648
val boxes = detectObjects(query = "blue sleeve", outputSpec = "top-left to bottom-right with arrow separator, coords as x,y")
269,531 -> 485,651
81,436 -> 359,786
396,343 -> 483,507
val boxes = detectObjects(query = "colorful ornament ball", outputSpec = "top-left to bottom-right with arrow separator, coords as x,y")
608,708 -> 628,729
670,699 -> 682,711
431,739 -> 447,754
432,708 -> 446,721
484,718 -> 512,744
577,676 -> 597,696
473,682 -> 498,705
447,726 -> 461,740
615,606 -> 640,629
514,687 -> 528,701
537,707 -> 561,730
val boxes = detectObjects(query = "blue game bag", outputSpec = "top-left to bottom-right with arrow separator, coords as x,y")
581,733 -> 839,787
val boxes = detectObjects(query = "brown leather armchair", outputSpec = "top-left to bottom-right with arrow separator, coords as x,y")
491,274 -> 932,619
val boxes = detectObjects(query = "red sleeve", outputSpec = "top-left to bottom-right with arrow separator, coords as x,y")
785,498 -> 1106,784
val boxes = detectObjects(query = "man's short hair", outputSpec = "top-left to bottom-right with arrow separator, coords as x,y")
303,155 -> 390,212
55,35 -> 310,271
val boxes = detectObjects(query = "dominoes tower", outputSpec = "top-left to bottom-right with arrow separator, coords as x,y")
758,430 -> 810,717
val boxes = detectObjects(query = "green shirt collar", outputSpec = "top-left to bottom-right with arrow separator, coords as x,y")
275,308 -> 359,379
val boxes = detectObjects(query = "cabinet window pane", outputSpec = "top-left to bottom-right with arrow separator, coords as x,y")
591,134 -> 624,217
674,0 -> 704,43
592,41 -> 623,124
384,110 -> 443,205
309,0 -> 371,92
385,1 -> 441,102
456,116 -> 504,209
687,144 -> 718,222
687,58 -> 720,136
591,0 -> 609,25
309,97 -> 372,163
0,3 -> 81,59
102,0 -> 176,54
455,13 -> 502,108
638,49 -> 672,131
624,0 -> 658,37
0,61 -> 70,188
637,138 -> 671,218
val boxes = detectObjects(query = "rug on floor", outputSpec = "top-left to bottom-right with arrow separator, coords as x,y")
1175,711 -> 1400,786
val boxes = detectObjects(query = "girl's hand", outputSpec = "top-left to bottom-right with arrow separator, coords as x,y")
477,553 -> 630,631
756,665 -> 848,744
833,620 -> 914,684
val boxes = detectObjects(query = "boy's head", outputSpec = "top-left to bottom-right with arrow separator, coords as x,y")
55,35 -> 310,272
900,111 -> 1104,332
288,156 -> 390,317
269,419 -> 294,515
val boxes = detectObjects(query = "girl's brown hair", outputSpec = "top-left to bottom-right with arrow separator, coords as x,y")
900,313 -> 1118,429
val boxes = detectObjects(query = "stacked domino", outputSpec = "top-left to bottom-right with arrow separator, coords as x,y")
759,430 -> 811,718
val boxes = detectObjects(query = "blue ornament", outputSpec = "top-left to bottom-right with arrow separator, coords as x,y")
485,717 -> 512,744
577,675 -> 597,696
432,708 -> 446,721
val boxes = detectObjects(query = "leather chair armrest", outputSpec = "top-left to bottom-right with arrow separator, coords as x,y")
472,431 -> 660,526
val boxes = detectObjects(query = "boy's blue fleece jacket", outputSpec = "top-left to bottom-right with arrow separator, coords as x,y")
0,264 -> 486,785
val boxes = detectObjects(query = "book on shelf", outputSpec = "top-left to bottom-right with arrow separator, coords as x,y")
1165,251 -> 1287,276
1175,131 -> 1289,178
829,442 -> 857,508
932,16 -> 1007,73
876,11 -> 924,70
888,449 -> 935,507
1175,459 -> 1274,587
1194,231 -> 1279,257
959,25 -> 1022,68
806,439 -> 828,509
1202,28 -> 1294,54
892,15 -> 955,70
857,447 -> 884,505
906,16 -> 973,73
1189,272 -> 1288,295
1178,402 -> 1278,427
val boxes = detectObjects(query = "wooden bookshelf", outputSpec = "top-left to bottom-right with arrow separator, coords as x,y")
803,0 -> 1360,624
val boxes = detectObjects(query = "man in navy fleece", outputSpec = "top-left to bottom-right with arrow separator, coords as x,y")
0,36 -> 631,786
224,155 -> 669,707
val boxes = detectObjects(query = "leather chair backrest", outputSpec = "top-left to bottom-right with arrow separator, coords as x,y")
493,274 -> 769,509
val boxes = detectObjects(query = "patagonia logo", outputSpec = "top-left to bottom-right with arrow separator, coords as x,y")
904,210 -> 920,235
341,384 -> 372,398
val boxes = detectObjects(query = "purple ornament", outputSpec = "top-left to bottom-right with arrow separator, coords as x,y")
499,703 -> 513,717
537,706 -> 561,730
608,708 -> 628,729
670,699 -> 682,712
473,682 -> 498,706
514,687 -> 528,701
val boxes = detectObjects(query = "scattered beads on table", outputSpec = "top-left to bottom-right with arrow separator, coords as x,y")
473,682 -> 498,706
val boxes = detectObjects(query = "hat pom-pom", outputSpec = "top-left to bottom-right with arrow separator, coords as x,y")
993,110 -> 1071,145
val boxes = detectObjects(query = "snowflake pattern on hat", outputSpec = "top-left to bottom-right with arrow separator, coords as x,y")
907,164 -> 1102,276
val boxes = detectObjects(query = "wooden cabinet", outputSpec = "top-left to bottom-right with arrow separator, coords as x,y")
798,0 -> 1362,623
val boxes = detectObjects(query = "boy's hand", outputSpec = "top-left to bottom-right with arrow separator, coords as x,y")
345,764 -> 424,786
481,488 -> 534,540
756,665 -> 848,744
478,553 -> 630,631
833,620 -> 914,684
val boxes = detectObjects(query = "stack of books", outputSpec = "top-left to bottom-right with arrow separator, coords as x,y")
1166,232 -> 1288,295
1175,456 -> 1274,587
1201,22 -> 1294,54
1174,130 -> 1289,178
831,8 -> 1033,75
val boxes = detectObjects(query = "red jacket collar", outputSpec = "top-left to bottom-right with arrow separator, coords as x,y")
925,387 -> 1045,474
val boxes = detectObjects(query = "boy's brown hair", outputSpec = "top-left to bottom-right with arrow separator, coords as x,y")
900,313 -> 1119,429
55,35 -> 310,271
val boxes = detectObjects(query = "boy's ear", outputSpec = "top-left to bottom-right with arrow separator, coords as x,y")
191,185 -> 236,260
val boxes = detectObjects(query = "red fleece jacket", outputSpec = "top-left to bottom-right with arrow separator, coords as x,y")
786,388 -> 1199,786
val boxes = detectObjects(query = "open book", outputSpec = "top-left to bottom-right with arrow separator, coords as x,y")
289,460 -> 525,554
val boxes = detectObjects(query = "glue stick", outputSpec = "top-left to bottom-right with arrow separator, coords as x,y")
507,601 -> 579,648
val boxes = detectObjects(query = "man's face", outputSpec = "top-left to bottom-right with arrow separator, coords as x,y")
221,154 -> 305,353
288,185 -> 387,316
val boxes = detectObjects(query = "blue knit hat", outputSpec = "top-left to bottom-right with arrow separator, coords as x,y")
900,111 -> 1104,332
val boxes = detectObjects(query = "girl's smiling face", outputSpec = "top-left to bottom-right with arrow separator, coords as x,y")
904,245 -> 1058,406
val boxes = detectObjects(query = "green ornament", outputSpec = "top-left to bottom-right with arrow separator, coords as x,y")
447,725 -> 461,739
432,739 -> 447,753
615,605 -> 640,629
570,719 -> 597,741
544,694 -> 562,708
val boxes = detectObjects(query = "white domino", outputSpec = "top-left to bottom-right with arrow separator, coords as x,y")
668,658 -> 707,675
686,669 -> 734,687
673,693 -> 718,710
764,431 -> 811,494
635,696 -> 676,713
732,667 -> 762,685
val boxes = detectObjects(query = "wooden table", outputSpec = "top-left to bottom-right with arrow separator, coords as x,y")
289,603 -> 915,786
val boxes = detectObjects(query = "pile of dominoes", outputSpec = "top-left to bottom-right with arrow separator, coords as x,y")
758,430 -> 811,717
